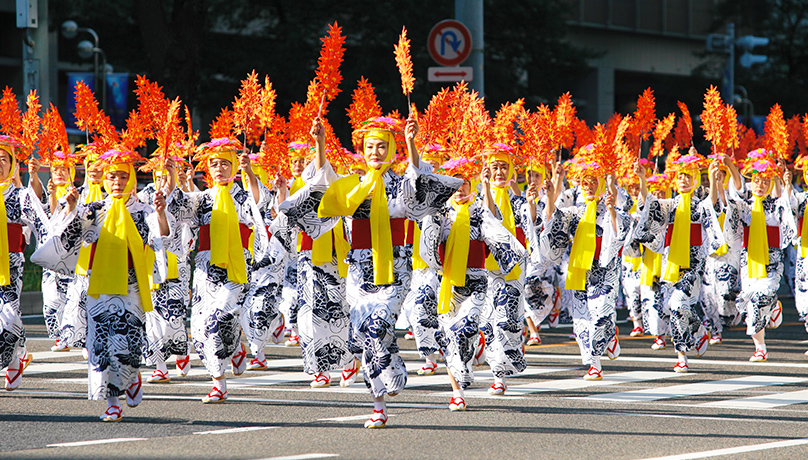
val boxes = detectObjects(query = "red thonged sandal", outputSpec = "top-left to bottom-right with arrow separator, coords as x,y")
364,409 -> 388,428
100,405 -> 122,421
202,387 -> 228,403
449,396 -> 466,411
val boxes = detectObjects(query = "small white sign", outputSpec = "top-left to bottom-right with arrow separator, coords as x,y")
427,66 -> 473,82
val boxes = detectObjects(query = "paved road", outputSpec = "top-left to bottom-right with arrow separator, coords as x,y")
3,303 -> 808,460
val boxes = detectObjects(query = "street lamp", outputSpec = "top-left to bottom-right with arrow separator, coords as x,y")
61,20 -> 106,112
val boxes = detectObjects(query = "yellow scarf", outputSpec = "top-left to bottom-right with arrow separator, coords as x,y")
86,163 -> 153,312
291,176 -> 307,253
0,145 -> 15,286
662,191 -> 692,283
318,130 -> 395,285
566,197 -> 599,291
640,249 -> 664,286
801,206 -> 808,258
485,186 -> 521,280
311,219 -> 351,277
438,199 -> 471,314
76,181 -> 105,276
748,194 -> 769,278
209,151 -> 248,284
713,212 -> 728,257
410,223 -> 428,270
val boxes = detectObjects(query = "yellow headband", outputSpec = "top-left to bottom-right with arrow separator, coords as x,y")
677,168 -> 701,191
104,163 -> 136,197
208,150 -> 238,183
487,153 -> 514,183
364,129 -> 396,169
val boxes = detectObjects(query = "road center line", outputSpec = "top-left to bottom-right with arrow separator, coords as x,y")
47,438 -> 147,448
636,437 -> 808,460
193,426 -> 278,435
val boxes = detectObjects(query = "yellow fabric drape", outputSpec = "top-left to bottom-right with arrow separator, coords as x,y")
86,163 -> 153,312
801,209 -> 808,258
713,212 -> 728,257
318,129 -> 396,285
208,150 -> 248,284
640,249 -> 664,286
566,198 -> 598,291
485,186 -> 521,280
410,223 -> 428,270
438,200 -> 471,314
311,219 -> 351,278
76,182 -> 105,276
662,191 -> 692,283
748,194 -> 769,279
0,181 -> 11,286
291,176 -> 306,253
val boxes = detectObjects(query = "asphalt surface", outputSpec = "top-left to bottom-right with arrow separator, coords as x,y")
4,299 -> 808,460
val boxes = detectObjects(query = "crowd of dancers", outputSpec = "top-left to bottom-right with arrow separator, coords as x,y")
0,55 -> 806,430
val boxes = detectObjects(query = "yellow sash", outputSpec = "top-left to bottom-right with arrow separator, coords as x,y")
76,182 -> 105,276
0,182 -> 11,286
640,249 -> 664,286
437,200 -> 471,314
210,181 -> 248,284
713,212 -> 728,256
485,186 -> 521,280
566,198 -> 598,291
748,194 -> 769,279
86,163 -> 153,312
410,223 -> 428,270
801,208 -> 808,258
662,192 -> 692,283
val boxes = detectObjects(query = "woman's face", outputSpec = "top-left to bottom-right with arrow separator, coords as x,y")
209,158 -> 233,183
750,174 -> 772,197
490,160 -> 510,186
651,189 -> 668,200
364,137 -> 389,169
0,151 -> 13,182
105,170 -> 130,195
527,170 -> 543,187
581,175 -> 600,199
290,157 -> 307,177
453,177 -> 472,202
86,163 -> 104,183
677,172 -> 695,193
626,183 -> 640,199
51,166 -> 71,186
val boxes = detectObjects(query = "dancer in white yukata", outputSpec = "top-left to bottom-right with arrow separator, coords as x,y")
700,157 -> 744,345
481,144 -> 531,395
0,138 -> 49,391
637,173 -> 673,350
634,152 -> 724,372
522,163 -> 559,346
789,154 -> 808,354
420,158 -> 525,410
275,136 -> 357,388
57,148 -> 106,358
282,114 -> 461,428
38,148 -> 170,421
168,138 -> 274,403
542,149 -> 630,380
400,144 -> 449,376
733,154 -> 795,362
137,157 -> 193,383
240,160 -> 287,371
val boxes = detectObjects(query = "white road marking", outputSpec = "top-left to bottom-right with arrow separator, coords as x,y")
47,438 -> 147,448
193,426 -> 278,435
522,353 -> 808,369
636,437 -> 808,460
254,454 -> 339,460
585,375 -> 808,403
700,388 -> 808,410
318,414 -> 396,422
456,371 -> 687,397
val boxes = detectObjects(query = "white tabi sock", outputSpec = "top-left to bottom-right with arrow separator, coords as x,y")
155,360 -> 168,374
452,388 -> 464,398
213,378 -> 227,392
255,351 -> 265,361
107,396 -> 120,407
591,357 -> 602,371
373,398 -> 386,412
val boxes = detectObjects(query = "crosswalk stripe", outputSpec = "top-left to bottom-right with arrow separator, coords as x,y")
584,375 -> 808,403
699,389 -> 808,410
456,371 -> 688,397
